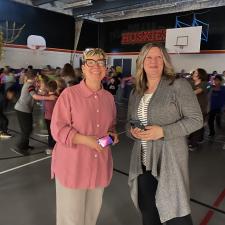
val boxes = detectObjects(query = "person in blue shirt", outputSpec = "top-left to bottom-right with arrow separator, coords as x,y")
208,75 -> 225,137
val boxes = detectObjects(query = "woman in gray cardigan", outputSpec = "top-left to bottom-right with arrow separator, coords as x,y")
127,43 -> 203,225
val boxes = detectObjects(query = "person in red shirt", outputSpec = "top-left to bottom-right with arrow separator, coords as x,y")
51,48 -> 119,225
43,80 -> 58,155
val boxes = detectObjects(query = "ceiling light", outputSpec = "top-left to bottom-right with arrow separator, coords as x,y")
139,3 -> 175,12
94,11 -> 125,18
64,0 -> 92,9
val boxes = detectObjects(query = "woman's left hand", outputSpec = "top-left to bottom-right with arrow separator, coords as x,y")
138,125 -> 164,141
108,132 -> 119,145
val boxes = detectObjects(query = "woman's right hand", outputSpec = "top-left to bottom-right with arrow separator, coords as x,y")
73,134 -> 103,152
85,136 -> 103,152
130,127 -> 143,139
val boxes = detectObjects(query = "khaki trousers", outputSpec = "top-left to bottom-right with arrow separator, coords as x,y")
56,180 -> 104,225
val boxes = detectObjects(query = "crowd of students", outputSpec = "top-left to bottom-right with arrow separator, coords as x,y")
188,69 -> 225,151
0,64 -> 82,154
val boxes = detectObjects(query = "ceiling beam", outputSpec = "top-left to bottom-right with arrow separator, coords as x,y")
73,0 -> 154,17
32,0 -> 55,6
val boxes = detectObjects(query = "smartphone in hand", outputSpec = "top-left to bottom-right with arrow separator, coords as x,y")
130,119 -> 145,130
98,135 -> 114,148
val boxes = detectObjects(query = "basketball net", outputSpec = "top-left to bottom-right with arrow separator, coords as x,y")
173,45 -> 185,55
31,45 -> 45,56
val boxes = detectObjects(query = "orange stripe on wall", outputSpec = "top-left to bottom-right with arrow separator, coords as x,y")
107,52 -> 139,56
3,43 -> 81,53
3,43 -> 225,55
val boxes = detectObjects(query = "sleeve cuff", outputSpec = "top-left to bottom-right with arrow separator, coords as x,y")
65,128 -> 78,147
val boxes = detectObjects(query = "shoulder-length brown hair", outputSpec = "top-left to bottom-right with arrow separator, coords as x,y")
135,43 -> 175,95
61,63 -> 75,78
196,68 -> 208,81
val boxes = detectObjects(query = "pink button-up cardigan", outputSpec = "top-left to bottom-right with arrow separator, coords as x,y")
50,80 -> 116,189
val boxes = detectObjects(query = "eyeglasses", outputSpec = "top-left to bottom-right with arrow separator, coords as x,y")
85,59 -> 106,67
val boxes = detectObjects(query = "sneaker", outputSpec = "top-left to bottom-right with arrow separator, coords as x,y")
208,132 -> 215,137
197,139 -> 205,144
10,147 -> 30,156
28,145 -> 34,150
45,149 -> 52,155
189,147 -> 197,151
188,145 -> 197,151
0,132 -> 12,139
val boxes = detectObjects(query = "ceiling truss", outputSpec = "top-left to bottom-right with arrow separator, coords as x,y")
12,0 -> 225,22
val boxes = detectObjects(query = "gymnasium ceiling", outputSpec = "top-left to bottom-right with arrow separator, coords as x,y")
12,0 -> 225,22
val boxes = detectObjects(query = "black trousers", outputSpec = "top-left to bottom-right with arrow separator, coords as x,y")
208,109 -> 222,135
16,110 -> 33,150
138,169 -> 193,225
0,111 -> 8,132
45,119 -> 55,149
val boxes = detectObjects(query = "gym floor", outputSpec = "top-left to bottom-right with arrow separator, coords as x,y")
0,102 -> 224,225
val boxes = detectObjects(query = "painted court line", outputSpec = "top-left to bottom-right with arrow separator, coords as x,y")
199,188 -> 225,225
10,148 -> 23,156
0,156 -> 51,175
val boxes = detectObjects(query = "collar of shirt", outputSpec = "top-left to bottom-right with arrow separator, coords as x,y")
79,80 -> 104,98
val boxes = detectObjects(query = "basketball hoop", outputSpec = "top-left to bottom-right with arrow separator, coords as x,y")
32,45 -> 46,50
31,45 -> 45,55
174,44 -> 186,49
166,27 -> 201,54
27,35 -> 46,57
27,35 -> 46,55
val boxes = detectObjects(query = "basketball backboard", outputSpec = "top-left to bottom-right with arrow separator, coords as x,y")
165,26 -> 202,53
27,35 -> 46,50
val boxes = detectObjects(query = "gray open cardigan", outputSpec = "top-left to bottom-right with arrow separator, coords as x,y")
126,77 -> 203,223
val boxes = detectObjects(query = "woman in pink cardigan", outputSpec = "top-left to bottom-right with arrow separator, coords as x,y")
51,48 -> 118,225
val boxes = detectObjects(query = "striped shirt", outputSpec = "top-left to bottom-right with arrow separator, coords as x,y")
137,93 -> 152,166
